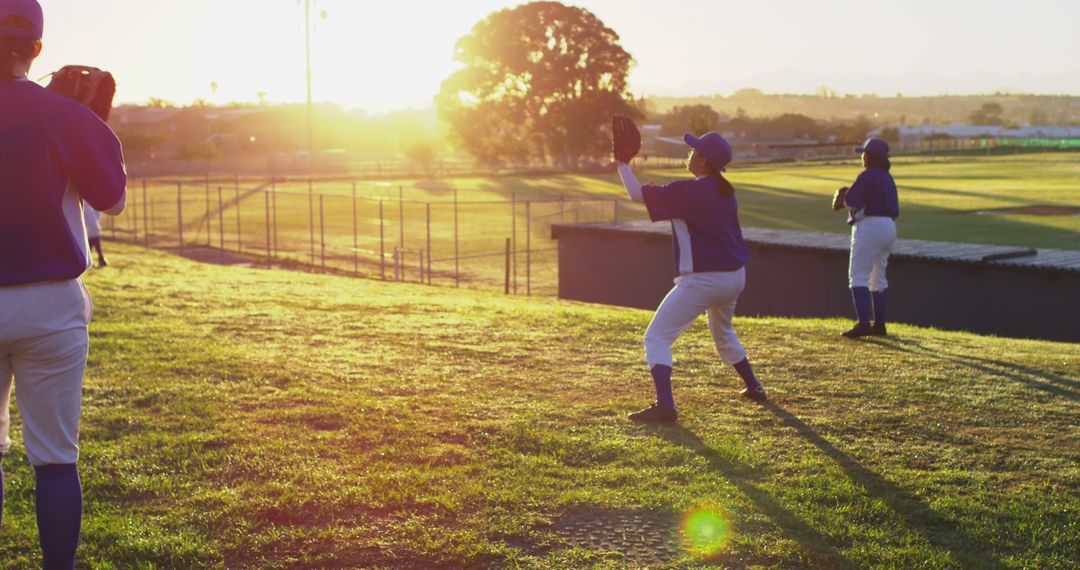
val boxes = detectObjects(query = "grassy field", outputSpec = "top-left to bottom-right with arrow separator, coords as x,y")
1,244 -> 1077,569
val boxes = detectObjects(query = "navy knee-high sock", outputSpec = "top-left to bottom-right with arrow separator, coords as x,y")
851,287 -> 872,324
733,358 -> 763,390
872,289 -> 888,325
650,365 -> 675,410
35,463 -> 82,570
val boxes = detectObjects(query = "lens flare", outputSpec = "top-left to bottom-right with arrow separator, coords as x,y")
680,506 -> 731,557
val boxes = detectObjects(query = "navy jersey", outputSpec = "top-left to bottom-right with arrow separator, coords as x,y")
845,167 -> 899,225
642,175 -> 749,274
0,79 -> 126,286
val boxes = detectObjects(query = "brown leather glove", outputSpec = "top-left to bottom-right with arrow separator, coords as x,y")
832,186 -> 849,211
612,115 -> 641,163
47,65 -> 117,121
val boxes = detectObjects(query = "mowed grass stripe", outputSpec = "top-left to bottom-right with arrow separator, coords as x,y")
1,244 -> 1076,568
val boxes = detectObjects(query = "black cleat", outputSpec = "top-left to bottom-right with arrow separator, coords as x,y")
872,322 -> 887,336
740,386 -> 768,402
841,322 -> 874,338
628,403 -> 677,425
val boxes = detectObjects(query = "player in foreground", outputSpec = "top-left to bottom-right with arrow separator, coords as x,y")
612,116 -> 767,425
831,138 -> 899,338
0,1 -> 126,567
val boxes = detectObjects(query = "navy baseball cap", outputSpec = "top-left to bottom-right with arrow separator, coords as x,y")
0,0 -> 43,40
855,138 -> 889,156
684,132 -> 733,172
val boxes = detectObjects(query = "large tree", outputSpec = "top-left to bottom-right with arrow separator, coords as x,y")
436,2 -> 639,169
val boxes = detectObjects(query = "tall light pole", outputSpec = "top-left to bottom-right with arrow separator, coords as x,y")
304,0 -> 314,160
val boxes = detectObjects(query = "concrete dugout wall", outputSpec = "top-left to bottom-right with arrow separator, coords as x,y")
552,221 -> 1080,343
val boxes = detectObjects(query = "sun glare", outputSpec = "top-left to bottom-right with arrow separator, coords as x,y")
681,506 -> 732,558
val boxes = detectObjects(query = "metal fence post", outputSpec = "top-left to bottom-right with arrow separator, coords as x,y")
320,194 -> 326,273
454,188 -> 460,287
204,180 -> 211,247
177,182 -> 184,255
217,187 -> 224,250
425,203 -> 432,285
142,180 -> 149,247
398,185 -> 404,248
204,173 -> 211,246
504,237 -> 511,294
131,184 -> 138,245
352,182 -> 358,274
526,200 -> 531,296
511,192 -> 517,294
265,191 -> 271,267
271,184 -> 278,258
379,200 -> 386,280
308,178 -> 314,265
235,185 -> 242,252
150,198 -> 156,237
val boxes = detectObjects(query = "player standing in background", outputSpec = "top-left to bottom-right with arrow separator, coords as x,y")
832,138 -> 900,338
0,1 -> 126,568
83,203 -> 108,267
613,117 -> 766,425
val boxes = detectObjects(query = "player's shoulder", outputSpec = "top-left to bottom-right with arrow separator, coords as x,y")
18,81 -> 94,118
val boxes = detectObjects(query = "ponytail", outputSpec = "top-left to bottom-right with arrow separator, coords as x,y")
704,163 -> 735,197
865,153 -> 891,172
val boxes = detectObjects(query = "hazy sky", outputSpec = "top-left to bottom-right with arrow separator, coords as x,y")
32,0 -> 1080,112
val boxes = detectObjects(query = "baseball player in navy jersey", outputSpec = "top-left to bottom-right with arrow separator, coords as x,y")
616,131 -> 767,424
0,1 -> 127,567
833,138 -> 899,338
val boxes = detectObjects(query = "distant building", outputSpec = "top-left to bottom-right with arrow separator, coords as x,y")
870,124 -> 1080,152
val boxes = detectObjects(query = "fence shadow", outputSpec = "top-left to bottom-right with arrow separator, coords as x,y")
864,337 -> 1079,401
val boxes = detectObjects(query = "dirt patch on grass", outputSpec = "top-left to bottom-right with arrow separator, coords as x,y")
975,205 -> 1080,216
550,509 -> 682,564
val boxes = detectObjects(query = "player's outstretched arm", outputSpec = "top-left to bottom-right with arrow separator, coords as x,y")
617,163 -> 644,202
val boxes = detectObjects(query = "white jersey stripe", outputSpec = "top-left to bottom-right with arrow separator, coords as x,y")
672,218 -> 694,274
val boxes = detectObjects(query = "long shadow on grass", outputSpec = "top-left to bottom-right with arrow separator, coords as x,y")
658,427 -> 856,569
760,402 -> 1008,569
865,337 -> 1079,401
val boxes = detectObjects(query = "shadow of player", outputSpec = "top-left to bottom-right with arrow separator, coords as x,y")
758,401 -> 1008,569
656,425 -> 857,569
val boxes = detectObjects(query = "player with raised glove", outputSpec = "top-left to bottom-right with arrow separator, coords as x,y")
615,125 -> 766,425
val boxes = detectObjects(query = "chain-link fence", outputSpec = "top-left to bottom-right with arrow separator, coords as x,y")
104,178 -> 619,296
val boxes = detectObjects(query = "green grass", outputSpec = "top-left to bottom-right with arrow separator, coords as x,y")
1,244 -> 1077,568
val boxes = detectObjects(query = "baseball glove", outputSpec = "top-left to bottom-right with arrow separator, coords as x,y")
612,115 -> 641,163
47,65 -> 116,121
832,186 -> 849,211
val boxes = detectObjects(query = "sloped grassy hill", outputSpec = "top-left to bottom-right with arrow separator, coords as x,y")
0,244 -> 1076,569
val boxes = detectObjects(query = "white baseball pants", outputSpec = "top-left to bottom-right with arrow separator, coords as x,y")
849,216 -> 896,292
0,279 -> 92,466
644,268 -> 748,369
